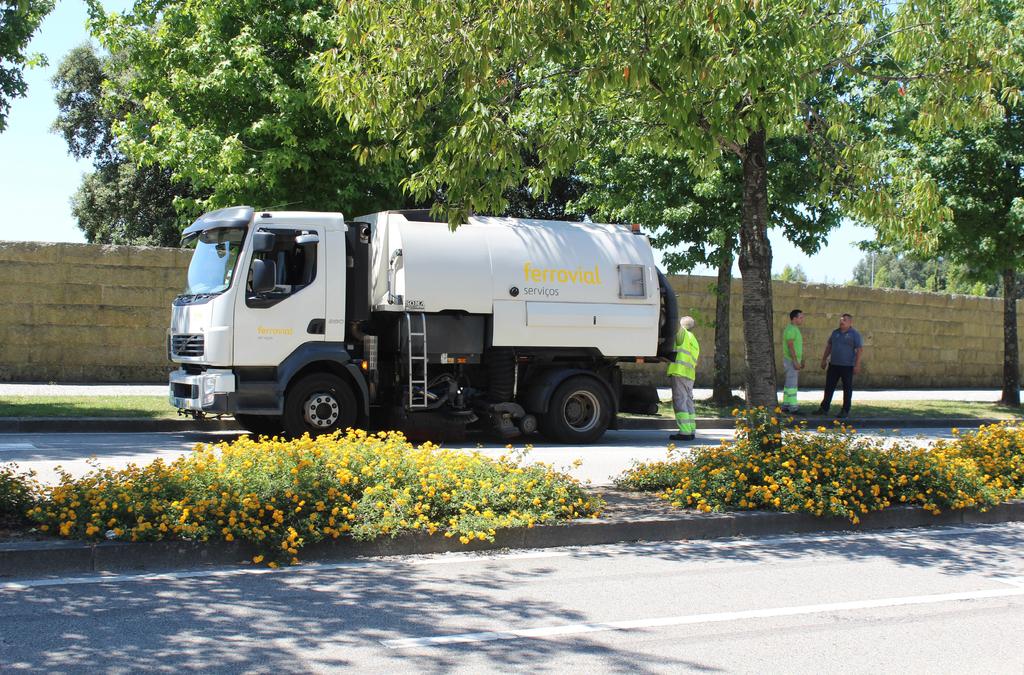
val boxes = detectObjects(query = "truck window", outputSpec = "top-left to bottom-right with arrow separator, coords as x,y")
246,229 -> 318,307
183,227 -> 246,296
618,264 -> 646,299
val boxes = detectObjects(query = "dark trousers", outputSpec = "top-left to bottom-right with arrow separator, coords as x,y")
820,364 -> 854,413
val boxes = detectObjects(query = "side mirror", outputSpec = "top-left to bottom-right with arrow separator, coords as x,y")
250,258 -> 277,293
295,233 -> 319,246
252,231 -> 276,253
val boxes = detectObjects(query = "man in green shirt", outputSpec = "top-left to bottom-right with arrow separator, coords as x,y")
781,309 -> 805,413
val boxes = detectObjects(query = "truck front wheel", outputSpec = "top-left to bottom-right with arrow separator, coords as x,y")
540,375 -> 611,444
283,374 -> 358,438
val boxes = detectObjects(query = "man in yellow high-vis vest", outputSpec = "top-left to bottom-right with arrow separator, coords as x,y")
667,315 -> 699,442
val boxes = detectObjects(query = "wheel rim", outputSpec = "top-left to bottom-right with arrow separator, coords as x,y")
561,390 -> 600,433
303,391 -> 340,428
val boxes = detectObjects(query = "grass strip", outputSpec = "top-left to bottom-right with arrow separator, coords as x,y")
0,396 -> 175,419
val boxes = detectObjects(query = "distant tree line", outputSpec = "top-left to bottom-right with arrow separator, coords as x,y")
850,251 -> 1001,297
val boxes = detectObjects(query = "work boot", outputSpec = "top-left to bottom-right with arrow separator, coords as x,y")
670,433 -> 696,442
836,410 -> 849,419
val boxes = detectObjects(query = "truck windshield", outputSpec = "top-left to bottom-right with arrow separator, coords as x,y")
181,227 -> 246,295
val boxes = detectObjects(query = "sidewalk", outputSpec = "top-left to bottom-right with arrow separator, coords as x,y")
667,387 -> 1008,402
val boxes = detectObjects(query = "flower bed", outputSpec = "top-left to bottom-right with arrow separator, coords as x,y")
617,409 -> 1023,524
13,430 -> 602,564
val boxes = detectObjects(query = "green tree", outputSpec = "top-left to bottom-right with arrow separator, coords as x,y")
0,0 -> 54,131
906,100 -> 1024,405
315,0 -> 1014,406
51,43 -> 191,246
851,250 -> 997,296
774,264 -> 808,283
85,0 -> 409,220
502,174 -> 586,221
574,139 -> 838,404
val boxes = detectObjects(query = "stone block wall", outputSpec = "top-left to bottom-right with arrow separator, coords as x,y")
0,242 -> 191,382
623,275 -> 1019,388
0,241 -> 1017,387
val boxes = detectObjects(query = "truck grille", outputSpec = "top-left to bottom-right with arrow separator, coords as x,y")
171,334 -> 205,357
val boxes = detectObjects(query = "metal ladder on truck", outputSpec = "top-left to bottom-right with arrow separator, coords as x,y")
404,312 -> 429,409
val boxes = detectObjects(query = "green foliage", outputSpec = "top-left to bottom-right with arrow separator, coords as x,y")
315,0 -> 1015,230
51,44 -> 194,246
71,163 -> 192,247
86,0 -> 409,218
851,250 -> 998,296
0,0 -> 54,131
502,174 -> 587,221
774,264 -> 808,283
0,463 -> 39,529
909,101 -> 1024,276
574,139 -> 840,273
51,44 -> 114,165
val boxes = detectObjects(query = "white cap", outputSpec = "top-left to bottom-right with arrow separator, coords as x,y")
680,316 -> 695,330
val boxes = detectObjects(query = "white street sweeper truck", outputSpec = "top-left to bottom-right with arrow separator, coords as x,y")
167,207 -> 678,443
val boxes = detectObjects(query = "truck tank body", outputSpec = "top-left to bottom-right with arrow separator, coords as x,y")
366,212 -> 660,358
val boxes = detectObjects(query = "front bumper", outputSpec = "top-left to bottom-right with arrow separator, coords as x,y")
169,368 -> 236,413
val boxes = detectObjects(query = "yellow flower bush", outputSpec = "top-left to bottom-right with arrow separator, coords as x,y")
25,430 -> 602,560
618,409 -> 1021,523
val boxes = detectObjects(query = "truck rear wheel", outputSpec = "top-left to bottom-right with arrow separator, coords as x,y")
234,414 -> 283,439
283,374 -> 358,438
540,375 -> 611,444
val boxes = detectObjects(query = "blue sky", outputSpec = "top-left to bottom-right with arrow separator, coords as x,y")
0,0 -> 876,284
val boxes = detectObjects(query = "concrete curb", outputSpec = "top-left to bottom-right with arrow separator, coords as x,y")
0,415 -> 1010,434
3,495 -> 1022,580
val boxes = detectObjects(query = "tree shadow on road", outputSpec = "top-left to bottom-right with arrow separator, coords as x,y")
0,557 -> 724,672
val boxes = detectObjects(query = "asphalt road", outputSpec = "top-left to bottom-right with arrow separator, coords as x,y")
2,523 -> 1022,672
0,427 -> 958,488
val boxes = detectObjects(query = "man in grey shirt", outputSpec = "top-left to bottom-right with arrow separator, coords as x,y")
817,313 -> 864,418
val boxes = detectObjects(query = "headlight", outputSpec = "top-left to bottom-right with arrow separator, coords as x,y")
203,376 -> 217,405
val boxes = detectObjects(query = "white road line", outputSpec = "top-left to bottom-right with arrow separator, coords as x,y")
382,587 -> 1024,649
992,576 -> 1024,588
0,443 -> 36,452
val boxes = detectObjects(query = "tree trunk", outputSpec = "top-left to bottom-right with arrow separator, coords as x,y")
737,128 -> 777,407
711,241 -> 735,405
1000,268 -> 1020,406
